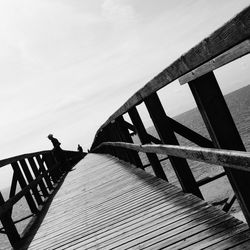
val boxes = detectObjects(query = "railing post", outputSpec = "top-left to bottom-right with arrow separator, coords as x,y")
19,159 -> 43,206
43,153 -> 60,183
28,157 -> 49,198
0,192 -> 20,249
116,116 -> 144,169
106,123 -> 122,158
189,71 -> 250,224
144,92 -> 203,199
128,106 -> 168,180
11,162 -> 38,214
114,117 -> 135,164
36,155 -> 54,191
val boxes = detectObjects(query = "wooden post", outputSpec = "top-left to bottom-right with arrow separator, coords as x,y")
144,92 -> 203,198
111,121 -> 128,161
189,71 -> 250,224
128,106 -> 168,180
114,118 -> 133,163
116,116 -> 144,169
106,123 -> 120,158
11,162 -> 38,214
0,192 -> 20,248
36,155 -> 53,191
43,153 -> 59,183
19,159 -> 43,206
28,157 -> 49,198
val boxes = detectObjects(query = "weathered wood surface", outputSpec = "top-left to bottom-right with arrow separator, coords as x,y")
179,39 -> 250,84
97,142 -> 250,172
26,154 -> 250,249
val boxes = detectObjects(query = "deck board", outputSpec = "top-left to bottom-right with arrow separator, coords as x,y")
27,153 -> 250,249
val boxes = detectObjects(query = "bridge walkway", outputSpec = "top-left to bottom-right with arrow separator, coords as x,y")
26,153 -> 250,249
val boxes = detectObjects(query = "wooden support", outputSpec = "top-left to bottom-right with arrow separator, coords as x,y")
101,127 -> 115,156
189,71 -> 250,225
144,92 -> 203,199
128,106 -> 167,180
36,155 -> 53,191
43,153 -> 59,183
0,192 -> 20,248
11,162 -> 38,214
116,116 -> 144,168
9,172 -> 18,198
19,159 -> 43,206
113,120 -> 131,162
107,123 -> 121,158
167,116 -> 214,148
28,157 -> 49,198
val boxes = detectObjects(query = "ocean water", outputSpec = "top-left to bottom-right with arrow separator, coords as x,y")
0,85 -> 249,249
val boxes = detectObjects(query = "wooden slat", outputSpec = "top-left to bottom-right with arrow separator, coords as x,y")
25,154 -> 250,250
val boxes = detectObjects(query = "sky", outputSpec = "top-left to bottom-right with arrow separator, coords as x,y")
0,0 -> 250,188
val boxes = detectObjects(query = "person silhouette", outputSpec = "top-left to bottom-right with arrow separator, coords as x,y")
48,134 -> 69,172
77,144 -> 83,153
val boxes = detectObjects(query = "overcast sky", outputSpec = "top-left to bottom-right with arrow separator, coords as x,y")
0,0 -> 250,188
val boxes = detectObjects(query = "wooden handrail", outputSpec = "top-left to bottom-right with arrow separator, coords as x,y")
94,5 -> 250,137
95,142 -> 250,172
0,150 -> 50,168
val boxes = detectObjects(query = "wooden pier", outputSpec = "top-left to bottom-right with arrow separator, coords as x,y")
25,154 -> 250,249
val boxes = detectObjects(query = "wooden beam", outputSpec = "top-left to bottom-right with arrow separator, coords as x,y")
179,39 -> 250,84
98,142 -> 250,173
116,116 -> 144,169
167,116 -> 214,148
0,192 -> 20,248
19,159 -> 43,206
36,155 -> 53,191
28,157 -> 49,198
189,71 -> 250,226
128,107 -> 167,180
144,93 -> 203,199
11,162 -> 38,214
0,150 -> 50,168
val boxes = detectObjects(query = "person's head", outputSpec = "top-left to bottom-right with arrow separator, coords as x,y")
48,134 -> 53,139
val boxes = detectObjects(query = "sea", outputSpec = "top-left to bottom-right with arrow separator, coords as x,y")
0,85 -> 249,249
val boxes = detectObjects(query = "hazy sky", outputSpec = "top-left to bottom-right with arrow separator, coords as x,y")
0,0 -> 250,188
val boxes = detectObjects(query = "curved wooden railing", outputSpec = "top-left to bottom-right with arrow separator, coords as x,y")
0,149 -> 85,249
91,5 -> 250,226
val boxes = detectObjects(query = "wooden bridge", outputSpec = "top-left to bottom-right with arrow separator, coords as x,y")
1,5 -> 250,250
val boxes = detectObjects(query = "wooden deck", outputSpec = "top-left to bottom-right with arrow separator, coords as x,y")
26,153 -> 250,249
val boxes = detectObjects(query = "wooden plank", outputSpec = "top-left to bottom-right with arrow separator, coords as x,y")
179,39 -> 250,84
26,154 -> 250,250
92,6 -> 250,138
189,71 -> 250,226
